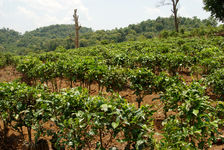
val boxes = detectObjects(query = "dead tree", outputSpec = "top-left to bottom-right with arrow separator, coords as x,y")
171,0 -> 179,32
73,9 -> 81,48
158,0 -> 180,32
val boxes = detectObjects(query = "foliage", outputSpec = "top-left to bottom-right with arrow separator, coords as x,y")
0,82 -> 155,149
0,33 -> 224,149
203,0 -> 224,22
0,82 -> 47,145
206,68 -> 224,100
159,81 -> 220,149
129,68 -> 156,108
0,52 -> 14,68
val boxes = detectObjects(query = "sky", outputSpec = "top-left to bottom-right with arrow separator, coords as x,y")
0,0 -> 211,33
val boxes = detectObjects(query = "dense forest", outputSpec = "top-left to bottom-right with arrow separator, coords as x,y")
0,16 -> 219,55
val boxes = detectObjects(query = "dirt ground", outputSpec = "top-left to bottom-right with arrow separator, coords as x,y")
0,66 -> 21,82
0,66 -> 224,150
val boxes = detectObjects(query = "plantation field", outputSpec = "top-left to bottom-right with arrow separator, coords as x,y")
1,36 -> 224,149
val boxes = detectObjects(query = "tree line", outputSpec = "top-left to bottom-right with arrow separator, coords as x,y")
0,16 -> 219,55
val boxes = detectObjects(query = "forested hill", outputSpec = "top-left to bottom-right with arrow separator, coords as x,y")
0,16 -> 219,55
0,25 -> 93,55
23,24 -> 93,39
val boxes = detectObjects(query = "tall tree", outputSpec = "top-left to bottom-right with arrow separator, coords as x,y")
73,9 -> 81,48
203,0 -> 224,22
158,0 -> 180,32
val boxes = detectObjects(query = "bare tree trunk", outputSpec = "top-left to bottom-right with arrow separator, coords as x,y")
158,0 -> 180,32
27,126 -> 33,150
73,9 -> 81,48
171,0 -> 179,32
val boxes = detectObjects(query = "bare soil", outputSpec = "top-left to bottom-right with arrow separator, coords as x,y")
0,66 -> 21,82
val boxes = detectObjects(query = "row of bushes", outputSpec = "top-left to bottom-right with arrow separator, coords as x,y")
1,81 -> 223,149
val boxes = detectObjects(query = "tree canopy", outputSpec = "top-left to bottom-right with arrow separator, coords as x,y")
203,0 -> 224,22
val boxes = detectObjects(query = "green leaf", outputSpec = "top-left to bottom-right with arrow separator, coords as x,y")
15,114 -> 19,120
41,103 -> 48,109
195,130 -> 201,134
68,118 -> 73,125
193,109 -> 199,116
112,122 -> 119,129
101,104 -> 110,112
136,140 -> 145,147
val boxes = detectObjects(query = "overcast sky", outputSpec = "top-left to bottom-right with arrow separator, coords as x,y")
0,0 -> 211,33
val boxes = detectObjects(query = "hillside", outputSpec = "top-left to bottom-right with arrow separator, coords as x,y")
0,16 -> 219,55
